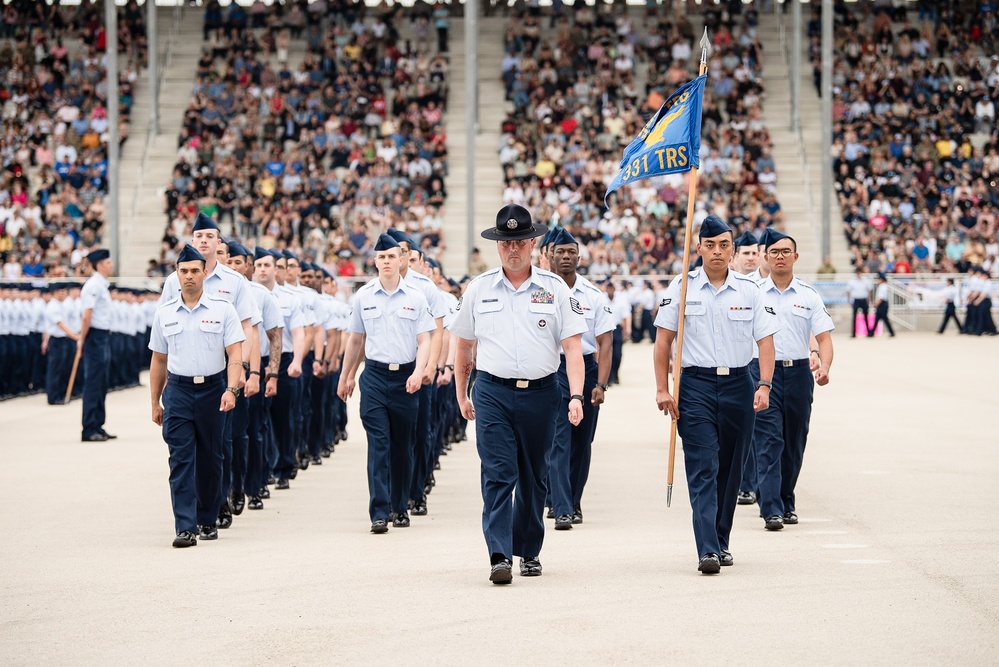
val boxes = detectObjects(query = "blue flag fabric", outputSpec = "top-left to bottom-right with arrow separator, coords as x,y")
604,74 -> 706,204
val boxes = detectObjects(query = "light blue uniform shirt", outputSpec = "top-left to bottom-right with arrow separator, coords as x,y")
31,298 -> 45,333
80,272 -> 112,330
756,276 -> 834,360
562,275 -> 616,356
402,270 -> 448,320
149,292 -> 245,376
288,283 -> 319,327
248,281 -> 282,358
161,262 -> 255,323
441,291 -> 459,329
448,266 -> 589,379
45,299 -> 69,337
274,284 -> 307,354
348,277 -> 435,364
654,269 -> 780,369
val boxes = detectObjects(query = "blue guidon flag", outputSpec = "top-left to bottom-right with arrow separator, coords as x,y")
604,74 -> 707,205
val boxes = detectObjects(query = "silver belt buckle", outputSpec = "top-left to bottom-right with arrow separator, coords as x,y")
194,376 -> 205,384
782,359 -> 794,368
716,367 -> 730,376
516,380 -> 530,389
388,363 -> 400,371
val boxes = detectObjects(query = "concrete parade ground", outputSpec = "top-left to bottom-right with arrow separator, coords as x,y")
1,332 -> 997,665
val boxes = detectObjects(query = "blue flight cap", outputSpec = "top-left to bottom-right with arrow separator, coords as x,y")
322,269 -> 333,280
734,230 -> 758,248
539,227 -> 555,249
282,250 -> 298,261
386,228 -> 415,248
253,247 -> 272,262
426,257 -> 441,270
87,248 -> 111,265
227,241 -> 250,257
763,229 -> 791,249
191,212 -> 220,233
268,249 -> 285,261
550,227 -> 579,247
698,214 -> 733,239
177,244 -> 206,264
374,233 -> 401,252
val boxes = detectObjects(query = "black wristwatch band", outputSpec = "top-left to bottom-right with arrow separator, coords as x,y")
241,361 -> 250,371
249,370 -> 261,377
570,394 -> 584,403
266,372 -> 278,380
597,383 -> 609,390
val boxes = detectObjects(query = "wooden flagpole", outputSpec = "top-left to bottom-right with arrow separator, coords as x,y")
667,29 -> 711,508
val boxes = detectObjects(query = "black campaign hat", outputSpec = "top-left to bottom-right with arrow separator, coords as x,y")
481,204 -> 548,241
87,248 -> 111,265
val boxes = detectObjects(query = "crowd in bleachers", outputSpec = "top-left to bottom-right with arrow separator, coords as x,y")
828,1 -> 999,276
497,2 -> 780,278
153,0 -> 451,279
0,0 -> 144,279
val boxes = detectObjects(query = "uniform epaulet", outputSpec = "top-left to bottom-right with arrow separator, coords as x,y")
794,277 -> 818,293
207,294 -> 230,303
156,296 -> 180,309
732,272 -> 758,283
468,268 -> 501,286
577,275 -> 602,293
534,267 -> 561,280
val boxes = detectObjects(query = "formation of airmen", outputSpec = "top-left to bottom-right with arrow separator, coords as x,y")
0,278 -> 158,404
3,206 -> 843,581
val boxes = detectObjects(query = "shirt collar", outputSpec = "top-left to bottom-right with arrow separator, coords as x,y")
492,265 -> 547,293
695,268 -> 740,294
174,291 -> 213,313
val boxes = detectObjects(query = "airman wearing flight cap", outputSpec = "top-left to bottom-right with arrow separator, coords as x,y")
653,214 -> 779,574
42,282 -> 78,404
732,229 -> 761,506
338,233 -> 435,535
149,244 -> 246,548
751,229 -> 834,531
77,248 -> 116,442
449,204 -> 588,584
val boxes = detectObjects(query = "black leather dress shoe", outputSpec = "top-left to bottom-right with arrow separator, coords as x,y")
247,496 -> 264,510
99,430 -> 117,439
546,507 -> 555,519
231,492 -> 245,515
289,468 -> 298,480
393,513 -> 410,528
370,519 -> 388,534
765,515 -> 784,531
572,504 -> 583,524
719,550 -> 734,567
737,491 -> 757,505
411,497 -> 428,516
320,445 -> 332,458
698,553 -> 721,574
218,504 -> 233,529
267,476 -> 277,485
519,557 -> 542,577
198,525 -> 218,541
554,515 -> 573,530
259,486 -> 271,499
783,511 -> 798,525
172,531 -> 197,548
275,478 -> 290,490
81,433 -> 110,442
310,455 -> 322,465
490,561 -> 513,584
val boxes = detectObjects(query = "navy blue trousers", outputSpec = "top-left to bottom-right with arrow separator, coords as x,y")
410,381 -> 434,501
245,358 -> 271,496
308,367 -> 327,457
29,332 -> 44,392
610,325 -> 623,384
81,328 -> 110,438
45,337 -> 75,404
327,364 -> 343,444
273,353 -> 301,479
231,384 -> 249,496
297,352 -> 314,458
750,361 -> 814,519
359,366 -> 418,521
162,376 -> 225,533
677,371 -> 755,558
473,375 -> 559,561
547,355 -> 598,517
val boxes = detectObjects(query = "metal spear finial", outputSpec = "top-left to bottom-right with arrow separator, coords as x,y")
700,27 -> 711,65
667,483 -> 673,508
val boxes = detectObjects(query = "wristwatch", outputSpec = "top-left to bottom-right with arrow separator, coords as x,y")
756,380 -> 773,389
266,372 -> 278,380
597,383 -> 610,391
241,361 -> 250,372
445,364 -> 454,371
249,370 -> 261,377
225,386 -> 240,396
570,394 -> 585,403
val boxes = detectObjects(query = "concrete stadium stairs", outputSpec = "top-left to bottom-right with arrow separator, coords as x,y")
757,12 -> 853,274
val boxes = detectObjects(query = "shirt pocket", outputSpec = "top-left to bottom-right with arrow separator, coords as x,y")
727,307 -> 754,341
199,320 -> 224,350
397,306 -> 419,322
528,301 -> 557,336
360,306 -> 383,335
683,301 -> 706,336
476,299 -> 504,335
161,321 -> 183,351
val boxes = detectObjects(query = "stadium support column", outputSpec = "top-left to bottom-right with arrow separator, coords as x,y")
820,0 -> 832,261
107,0 -> 120,270
466,0 -> 478,270
792,0 -> 801,134
148,0 -> 157,136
